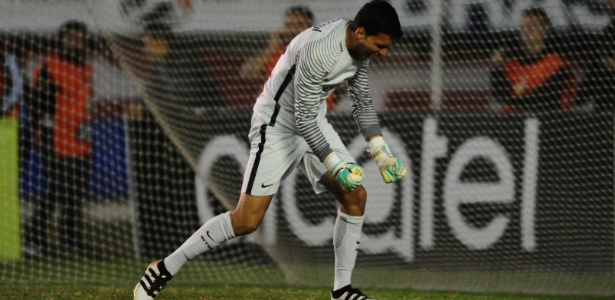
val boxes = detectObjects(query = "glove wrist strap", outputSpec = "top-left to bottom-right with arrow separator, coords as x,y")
368,136 -> 391,164
368,136 -> 386,150
324,152 -> 344,174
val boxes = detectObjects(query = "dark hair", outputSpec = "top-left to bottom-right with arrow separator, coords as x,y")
286,5 -> 315,25
522,7 -> 551,29
58,20 -> 88,40
142,22 -> 173,42
353,0 -> 403,40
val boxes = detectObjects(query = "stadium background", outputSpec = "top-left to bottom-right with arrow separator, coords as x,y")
0,0 -> 614,298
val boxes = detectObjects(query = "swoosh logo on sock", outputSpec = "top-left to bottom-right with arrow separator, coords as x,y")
200,235 -> 213,250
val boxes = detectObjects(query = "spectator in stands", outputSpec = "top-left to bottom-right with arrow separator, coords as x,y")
490,7 -> 576,113
578,0 -> 615,111
239,6 -> 342,111
25,20 -> 93,257
141,22 -> 222,111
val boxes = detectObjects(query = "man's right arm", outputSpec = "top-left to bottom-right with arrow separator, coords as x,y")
294,40 -> 365,191
293,40 -> 336,162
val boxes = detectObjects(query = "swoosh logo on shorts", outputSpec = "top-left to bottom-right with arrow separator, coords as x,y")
261,183 -> 274,188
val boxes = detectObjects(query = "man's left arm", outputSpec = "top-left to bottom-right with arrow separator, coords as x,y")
347,61 -> 381,139
348,62 -> 406,183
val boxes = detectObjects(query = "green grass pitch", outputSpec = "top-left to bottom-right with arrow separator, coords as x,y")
0,118 -> 21,261
1,284 -> 612,300
1,260 -> 611,299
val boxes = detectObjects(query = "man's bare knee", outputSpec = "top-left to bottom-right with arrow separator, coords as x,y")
339,186 -> 367,216
230,211 -> 262,235
230,193 -> 273,236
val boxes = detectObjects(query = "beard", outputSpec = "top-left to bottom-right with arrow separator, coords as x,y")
349,44 -> 375,61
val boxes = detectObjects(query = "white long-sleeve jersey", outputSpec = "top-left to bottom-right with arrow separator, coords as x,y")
252,18 -> 382,162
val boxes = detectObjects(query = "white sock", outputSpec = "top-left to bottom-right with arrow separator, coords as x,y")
333,210 -> 364,291
163,211 -> 235,276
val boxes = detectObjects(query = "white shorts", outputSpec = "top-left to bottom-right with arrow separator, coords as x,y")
241,120 -> 354,196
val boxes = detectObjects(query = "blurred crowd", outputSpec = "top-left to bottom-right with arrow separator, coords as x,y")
3,4 -> 615,119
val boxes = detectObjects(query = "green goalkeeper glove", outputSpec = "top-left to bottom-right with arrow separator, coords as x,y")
324,152 -> 365,191
369,136 -> 407,183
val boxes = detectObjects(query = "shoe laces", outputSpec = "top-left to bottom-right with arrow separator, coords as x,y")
140,264 -> 171,297
347,288 -> 369,299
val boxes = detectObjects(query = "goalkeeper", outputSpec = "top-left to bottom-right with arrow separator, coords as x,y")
134,1 -> 406,299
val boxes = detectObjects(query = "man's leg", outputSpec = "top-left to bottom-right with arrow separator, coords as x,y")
163,193 -> 273,275
134,193 -> 273,299
319,172 -> 367,291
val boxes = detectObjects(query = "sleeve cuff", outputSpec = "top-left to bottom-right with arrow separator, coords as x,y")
361,125 -> 382,141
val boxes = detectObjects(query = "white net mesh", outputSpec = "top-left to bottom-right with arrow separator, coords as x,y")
0,0 -> 614,296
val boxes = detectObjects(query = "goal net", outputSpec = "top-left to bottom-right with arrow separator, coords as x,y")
1,0 -> 614,296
